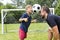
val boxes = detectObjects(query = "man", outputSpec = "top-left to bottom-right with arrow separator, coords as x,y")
40,6 -> 60,40
19,5 -> 32,40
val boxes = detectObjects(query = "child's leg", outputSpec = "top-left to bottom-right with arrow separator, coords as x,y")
20,38 -> 24,40
24,33 -> 27,38
19,29 -> 27,40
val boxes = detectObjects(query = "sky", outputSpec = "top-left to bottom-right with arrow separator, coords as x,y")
0,0 -> 13,5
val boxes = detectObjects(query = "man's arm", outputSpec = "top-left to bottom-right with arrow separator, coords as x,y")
52,25 -> 59,40
48,26 -> 59,40
48,27 -> 53,40
47,16 -> 59,40
19,18 -> 28,22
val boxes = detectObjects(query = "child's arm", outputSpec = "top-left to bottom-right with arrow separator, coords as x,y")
19,18 -> 28,22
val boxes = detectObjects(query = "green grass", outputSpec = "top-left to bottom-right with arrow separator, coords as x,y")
0,23 -> 49,40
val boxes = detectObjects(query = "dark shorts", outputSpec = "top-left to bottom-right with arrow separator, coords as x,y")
19,29 -> 27,40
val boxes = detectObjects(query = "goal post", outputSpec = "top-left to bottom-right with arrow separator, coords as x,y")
1,9 -> 25,34
49,8 -> 55,15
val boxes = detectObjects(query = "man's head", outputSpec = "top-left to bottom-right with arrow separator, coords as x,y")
40,6 -> 50,19
25,5 -> 32,14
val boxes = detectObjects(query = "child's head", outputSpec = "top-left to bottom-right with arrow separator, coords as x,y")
25,5 -> 32,14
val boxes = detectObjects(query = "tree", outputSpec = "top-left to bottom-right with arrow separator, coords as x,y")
55,0 -> 60,16
11,0 -> 26,8
26,0 -> 54,7
5,4 -> 16,9
0,2 -> 3,6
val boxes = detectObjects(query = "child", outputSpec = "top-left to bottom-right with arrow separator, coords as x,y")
19,5 -> 32,40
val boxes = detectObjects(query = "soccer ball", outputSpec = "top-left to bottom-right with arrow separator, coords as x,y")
32,4 -> 41,13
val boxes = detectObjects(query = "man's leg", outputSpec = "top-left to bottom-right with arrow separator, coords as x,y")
48,27 -> 53,40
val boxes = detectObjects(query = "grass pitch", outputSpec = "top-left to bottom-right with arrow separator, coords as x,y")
0,23 -> 49,40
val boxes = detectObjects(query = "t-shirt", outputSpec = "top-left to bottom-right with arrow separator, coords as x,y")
20,13 -> 32,33
46,14 -> 60,31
